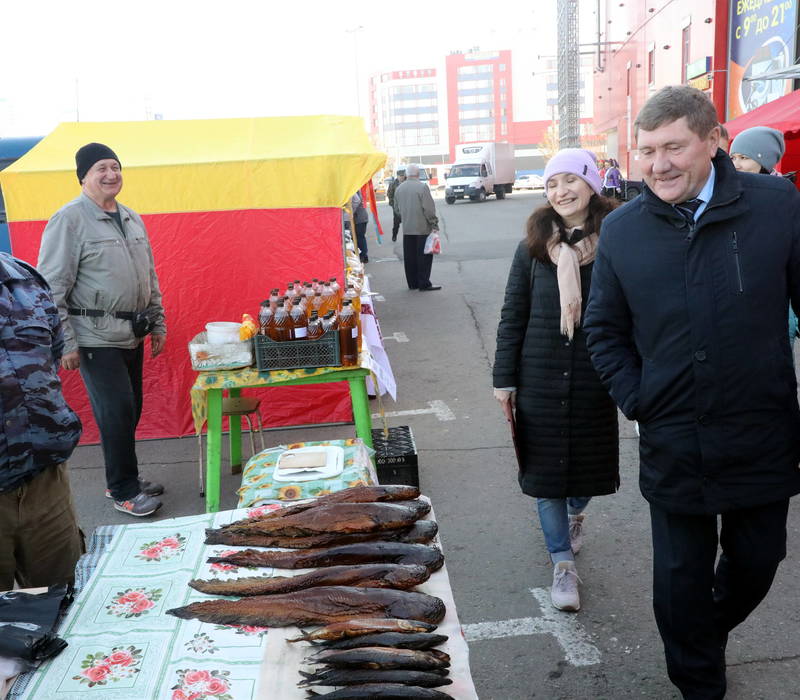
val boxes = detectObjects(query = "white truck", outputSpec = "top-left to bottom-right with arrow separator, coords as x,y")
444,142 -> 515,204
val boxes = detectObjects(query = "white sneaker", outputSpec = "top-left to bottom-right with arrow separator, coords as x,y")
551,561 -> 581,612
569,514 -> 585,555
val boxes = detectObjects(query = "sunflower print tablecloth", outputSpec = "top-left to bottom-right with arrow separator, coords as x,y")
10,507 -> 297,700
236,438 -> 377,507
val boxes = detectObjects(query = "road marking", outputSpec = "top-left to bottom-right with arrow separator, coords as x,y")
462,587 -> 601,667
371,399 -> 455,421
374,295 -> 386,302
371,257 -> 399,263
384,332 -> 409,343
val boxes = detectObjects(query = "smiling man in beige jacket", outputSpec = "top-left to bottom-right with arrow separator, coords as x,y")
37,143 -> 166,517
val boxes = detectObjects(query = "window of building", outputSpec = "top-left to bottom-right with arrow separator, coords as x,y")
648,49 -> 655,85
681,25 -> 691,83
499,64 -> 506,71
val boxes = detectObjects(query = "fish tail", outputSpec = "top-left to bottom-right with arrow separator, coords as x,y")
165,605 -> 192,619
297,670 -> 315,687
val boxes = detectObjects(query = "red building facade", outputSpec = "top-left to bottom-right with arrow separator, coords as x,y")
444,50 -> 514,162
593,0 -> 729,178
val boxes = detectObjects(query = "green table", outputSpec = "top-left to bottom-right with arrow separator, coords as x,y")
193,363 -> 374,512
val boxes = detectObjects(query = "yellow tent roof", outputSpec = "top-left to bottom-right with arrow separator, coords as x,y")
0,115 -> 386,221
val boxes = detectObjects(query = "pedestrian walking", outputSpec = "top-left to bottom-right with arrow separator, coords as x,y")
350,190 -> 370,263
387,168 -> 406,242
0,252 -> 84,589
601,159 -> 622,198
393,164 -> 441,291
37,142 -> 167,517
493,148 -> 620,613
584,85 -> 800,700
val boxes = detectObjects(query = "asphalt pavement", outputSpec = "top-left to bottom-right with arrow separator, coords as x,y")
65,189 -> 800,699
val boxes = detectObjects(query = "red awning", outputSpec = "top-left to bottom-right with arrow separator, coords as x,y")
723,90 -> 800,140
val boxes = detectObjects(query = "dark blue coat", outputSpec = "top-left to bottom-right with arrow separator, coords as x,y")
584,152 -> 800,514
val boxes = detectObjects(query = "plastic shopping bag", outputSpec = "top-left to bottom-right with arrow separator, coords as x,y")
424,231 -> 442,255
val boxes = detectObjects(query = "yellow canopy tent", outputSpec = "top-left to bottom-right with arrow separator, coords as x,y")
1,115 -> 386,441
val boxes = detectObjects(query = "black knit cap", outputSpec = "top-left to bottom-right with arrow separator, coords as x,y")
75,142 -> 121,183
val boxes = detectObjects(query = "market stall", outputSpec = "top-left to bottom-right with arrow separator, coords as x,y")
0,116 -> 387,443
7,495 -> 478,700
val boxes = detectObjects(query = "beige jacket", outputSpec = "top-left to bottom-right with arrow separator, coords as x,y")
393,179 -> 438,236
37,193 -> 166,353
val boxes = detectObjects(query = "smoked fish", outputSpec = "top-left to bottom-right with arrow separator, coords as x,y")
288,618 -> 438,643
306,685 -> 454,699
309,632 -> 449,651
205,520 -> 439,548
298,668 -> 452,688
207,542 -> 444,571
166,586 -> 446,627
308,646 -> 451,671
229,485 -> 421,526
219,502 -> 430,537
188,564 -> 431,596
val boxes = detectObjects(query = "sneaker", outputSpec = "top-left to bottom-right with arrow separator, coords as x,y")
113,492 -> 162,517
569,514 -> 585,555
551,561 -> 581,611
105,478 -> 164,499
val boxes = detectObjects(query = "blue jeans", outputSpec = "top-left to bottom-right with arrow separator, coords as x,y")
536,497 -> 591,563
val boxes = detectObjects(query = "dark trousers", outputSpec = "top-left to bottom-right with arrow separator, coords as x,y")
402,234 -> 433,289
79,345 -> 144,500
355,221 -> 368,261
392,212 -> 401,239
649,499 -> 789,700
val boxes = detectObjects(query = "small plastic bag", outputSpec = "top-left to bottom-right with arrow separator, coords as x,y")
424,231 -> 442,255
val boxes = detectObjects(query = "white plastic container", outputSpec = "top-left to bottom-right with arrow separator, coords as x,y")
206,322 -> 241,345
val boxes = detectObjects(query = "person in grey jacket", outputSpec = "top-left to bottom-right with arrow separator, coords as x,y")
37,143 -> 166,517
350,191 -> 370,263
393,164 -> 441,291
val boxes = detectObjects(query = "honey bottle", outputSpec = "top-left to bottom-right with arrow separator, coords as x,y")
338,300 -> 358,366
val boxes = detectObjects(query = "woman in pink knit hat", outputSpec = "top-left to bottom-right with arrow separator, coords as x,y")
493,148 -> 620,613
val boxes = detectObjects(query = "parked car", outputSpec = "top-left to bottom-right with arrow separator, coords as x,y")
513,173 -> 544,190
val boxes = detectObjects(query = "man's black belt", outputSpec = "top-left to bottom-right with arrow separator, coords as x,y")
68,307 -> 136,321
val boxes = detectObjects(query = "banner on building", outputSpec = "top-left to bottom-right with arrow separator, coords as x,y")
727,0 -> 797,120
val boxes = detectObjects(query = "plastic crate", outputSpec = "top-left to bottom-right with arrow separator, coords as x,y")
371,426 -> 419,487
255,330 -> 341,372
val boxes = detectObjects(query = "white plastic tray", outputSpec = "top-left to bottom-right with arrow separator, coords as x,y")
273,446 -> 344,482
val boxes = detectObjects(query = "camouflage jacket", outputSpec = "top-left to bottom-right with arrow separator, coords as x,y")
0,253 -> 81,493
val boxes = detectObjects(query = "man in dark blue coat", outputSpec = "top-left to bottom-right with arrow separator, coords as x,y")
584,85 -> 800,700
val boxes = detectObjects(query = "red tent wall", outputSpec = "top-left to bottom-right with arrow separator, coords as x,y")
9,207 -> 353,444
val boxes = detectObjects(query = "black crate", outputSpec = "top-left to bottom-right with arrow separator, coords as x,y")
255,330 -> 341,372
372,426 -> 419,487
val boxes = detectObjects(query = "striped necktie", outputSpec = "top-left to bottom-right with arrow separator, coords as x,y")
674,198 -> 703,227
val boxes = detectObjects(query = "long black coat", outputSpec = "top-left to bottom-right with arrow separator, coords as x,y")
494,239 -> 619,499
584,151 -> 800,515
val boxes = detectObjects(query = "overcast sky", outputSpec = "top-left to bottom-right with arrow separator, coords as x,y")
1,0 -> 594,136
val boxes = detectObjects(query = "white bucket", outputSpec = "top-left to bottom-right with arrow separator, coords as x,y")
206,322 -> 241,344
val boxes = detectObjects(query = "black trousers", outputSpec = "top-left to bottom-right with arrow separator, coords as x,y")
402,234 -> 433,289
79,345 -> 145,501
355,221 -> 368,261
392,211 -> 401,239
649,499 -> 789,700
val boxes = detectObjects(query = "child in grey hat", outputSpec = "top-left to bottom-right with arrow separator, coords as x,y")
729,126 -> 785,175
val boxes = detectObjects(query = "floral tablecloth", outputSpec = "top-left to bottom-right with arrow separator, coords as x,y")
236,438 -> 377,507
10,507 -> 283,700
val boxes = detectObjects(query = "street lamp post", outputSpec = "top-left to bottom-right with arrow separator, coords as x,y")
345,25 -> 364,118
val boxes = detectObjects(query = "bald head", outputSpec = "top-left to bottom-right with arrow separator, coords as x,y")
405,164 -> 420,178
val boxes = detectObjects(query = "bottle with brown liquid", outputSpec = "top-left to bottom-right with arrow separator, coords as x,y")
320,281 -> 337,315
271,300 -> 292,342
322,310 -> 338,333
290,300 -> 308,340
258,300 -> 273,336
338,300 -> 358,366
307,311 -> 323,339
269,288 -> 280,312
329,277 -> 342,302
311,291 -> 324,318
